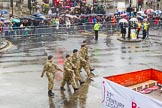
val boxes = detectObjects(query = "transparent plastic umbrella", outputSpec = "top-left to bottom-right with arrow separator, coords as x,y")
129,18 -> 138,22
119,18 -> 128,23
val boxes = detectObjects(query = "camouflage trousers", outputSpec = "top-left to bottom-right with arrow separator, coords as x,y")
61,71 -> 77,88
46,72 -> 55,90
73,68 -> 84,86
79,63 -> 92,78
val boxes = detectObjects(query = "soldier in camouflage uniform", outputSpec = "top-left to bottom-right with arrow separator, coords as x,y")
41,55 -> 63,97
71,49 -> 86,86
82,40 -> 95,72
60,54 -> 78,92
79,45 -> 93,79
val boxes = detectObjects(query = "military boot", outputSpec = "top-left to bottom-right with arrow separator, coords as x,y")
79,80 -> 85,85
74,88 -> 79,92
90,68 -> 95,71
48,90 -> 54,97
60,87 -> 66,91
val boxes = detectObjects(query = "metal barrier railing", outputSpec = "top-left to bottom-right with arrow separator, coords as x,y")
0,21 -> 161,38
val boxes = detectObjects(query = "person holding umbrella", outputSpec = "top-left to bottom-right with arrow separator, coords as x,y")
119,18 -> 128,39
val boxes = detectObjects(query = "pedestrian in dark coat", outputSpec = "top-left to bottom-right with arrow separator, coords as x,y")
120,23 -> 126,39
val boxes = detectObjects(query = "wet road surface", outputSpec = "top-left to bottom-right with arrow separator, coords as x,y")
0,33 -> 162,108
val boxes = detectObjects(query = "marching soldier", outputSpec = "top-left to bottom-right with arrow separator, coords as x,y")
71,49 -> 86,86
82,40 -> 95,72
60,54 -> 78,92
41,55 -> 63,97
79,45 -> 93,79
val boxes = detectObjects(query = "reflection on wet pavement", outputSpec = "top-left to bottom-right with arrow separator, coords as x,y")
54,79 -> 91,108
0,34 -> 162,108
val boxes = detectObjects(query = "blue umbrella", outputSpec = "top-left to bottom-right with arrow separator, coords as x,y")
126,12 -> 134,17
117,10 -> 124,14
0,10 -> 8,14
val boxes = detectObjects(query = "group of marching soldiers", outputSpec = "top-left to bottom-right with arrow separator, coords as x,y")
41,41 -> 95,97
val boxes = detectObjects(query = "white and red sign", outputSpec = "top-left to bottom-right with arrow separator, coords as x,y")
102,78 -> 162,108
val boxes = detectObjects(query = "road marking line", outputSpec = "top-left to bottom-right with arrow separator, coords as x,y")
0,40 -> 13,52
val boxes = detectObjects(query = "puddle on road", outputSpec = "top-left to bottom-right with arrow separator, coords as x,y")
49,80 -> 92,108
